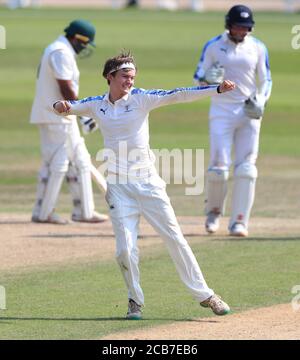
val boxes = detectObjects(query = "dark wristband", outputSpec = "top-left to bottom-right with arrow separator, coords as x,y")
53,101 -> 60,109
217,85 -> 222,93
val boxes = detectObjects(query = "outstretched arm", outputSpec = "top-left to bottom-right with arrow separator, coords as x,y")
138,80 -> 235,112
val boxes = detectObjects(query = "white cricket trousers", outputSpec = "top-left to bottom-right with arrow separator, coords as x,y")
207,101 -> 261,229
209,102 -> 261,168
106,174 -> 214,306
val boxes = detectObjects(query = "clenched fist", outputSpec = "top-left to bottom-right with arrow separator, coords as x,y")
53,100 -> 71,114
218,80 -> 236,93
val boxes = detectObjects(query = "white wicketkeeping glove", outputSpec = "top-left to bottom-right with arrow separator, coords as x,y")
244,95 -> 265,119
78,116 -> 98,134
204,62 -> 225,85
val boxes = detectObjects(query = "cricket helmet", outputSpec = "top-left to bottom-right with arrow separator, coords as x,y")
225,5 -> 255,30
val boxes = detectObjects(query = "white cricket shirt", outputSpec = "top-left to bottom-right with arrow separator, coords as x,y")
193,31 -> 272,105
30,35 -> 79,124
57,86 -> 219,177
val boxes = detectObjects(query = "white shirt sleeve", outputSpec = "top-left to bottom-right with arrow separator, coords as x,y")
136,86 -> 218,112
193,40 -> 215,83
256,42 -> 272,102
49,50 -> 74,80
54,97 -> 96,118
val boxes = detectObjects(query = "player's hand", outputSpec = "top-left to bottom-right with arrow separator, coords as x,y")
218,80 -> 236,93
53,100 -> 71,114
244,95 -> 265,119
204,62 -> 225,84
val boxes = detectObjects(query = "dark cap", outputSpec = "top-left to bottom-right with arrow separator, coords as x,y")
64,19 -> 96,46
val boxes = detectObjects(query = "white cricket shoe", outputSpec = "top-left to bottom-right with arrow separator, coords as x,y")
72,211 -> 108,223
205,212 -> 220,234
32,212 -> 68,225
229,223 -> 248,237
126,299 -> 142,320
200,294 -> 230,316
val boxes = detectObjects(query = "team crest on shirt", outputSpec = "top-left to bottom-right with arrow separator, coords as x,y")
124,105 -> 133,113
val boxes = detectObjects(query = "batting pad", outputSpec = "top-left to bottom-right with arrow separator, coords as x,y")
66,163 -> 82,218
32,164 -> 49,219
229,162 -> 257,229
39,171 -> 65,220
205,167 -> 229,216
78,170 -> 95,220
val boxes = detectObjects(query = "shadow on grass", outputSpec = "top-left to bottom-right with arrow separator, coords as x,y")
0,316 -> 219,323
27,233 -> 205,239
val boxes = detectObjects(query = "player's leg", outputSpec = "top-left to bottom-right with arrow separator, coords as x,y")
38,124 -> 69,223
205,115 -> 233,233
67,121 -> 94,220
106,182 -> 143,319
67,161 -> 107,222
229,119 -> 261,236
65,162 -> 82,220
140,175 -> 214,301
31,162 -> 49,221
67,121 -> 108,223
205,166 -> 229,233
139,175 -> 230,315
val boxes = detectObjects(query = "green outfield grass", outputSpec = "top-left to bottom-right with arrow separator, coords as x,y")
0,8 -> 300,339
0,237 -> 299,339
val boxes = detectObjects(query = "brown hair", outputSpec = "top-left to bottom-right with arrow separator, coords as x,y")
102,50 -> 137,84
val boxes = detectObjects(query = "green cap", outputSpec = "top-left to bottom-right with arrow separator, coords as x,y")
64,19 -> 96,47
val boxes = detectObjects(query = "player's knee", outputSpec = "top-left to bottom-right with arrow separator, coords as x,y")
49,158 -> 69,173
38,165 -> 49,182
73,144 -> 91,171
207,166 -> 229,182
116,248 -> 131,266
74,160 -> 90,173
234,162 -> 257,179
